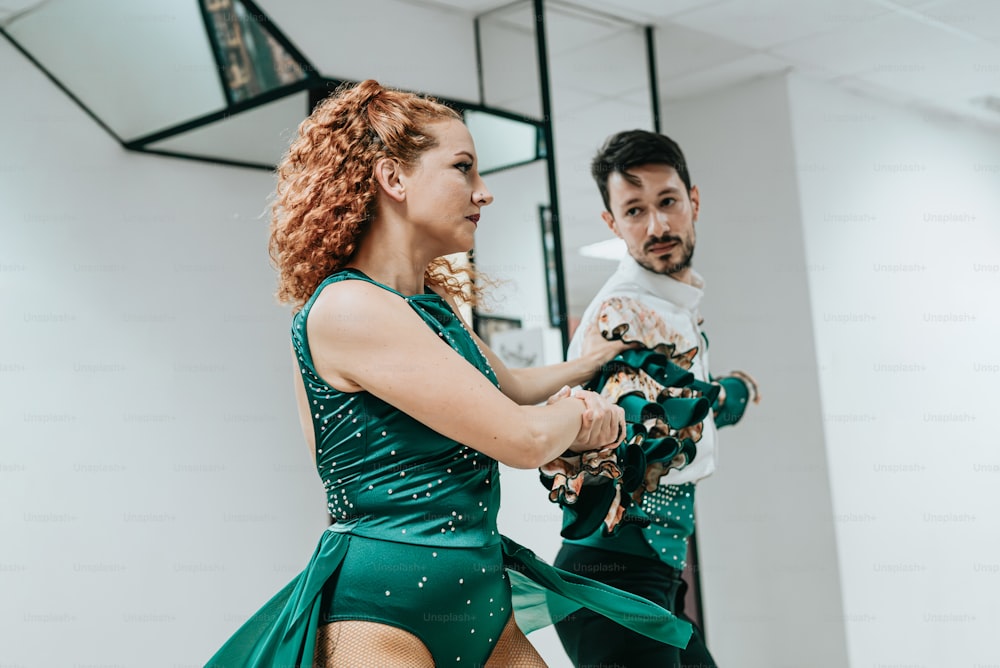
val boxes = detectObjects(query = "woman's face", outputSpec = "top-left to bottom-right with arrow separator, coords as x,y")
400,118 -> 494,255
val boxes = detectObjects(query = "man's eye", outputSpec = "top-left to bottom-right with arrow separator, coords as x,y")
625,207 -> 641,217
661,198 -> 675,207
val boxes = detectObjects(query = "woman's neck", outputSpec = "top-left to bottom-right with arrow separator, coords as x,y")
348,232 -> 428,297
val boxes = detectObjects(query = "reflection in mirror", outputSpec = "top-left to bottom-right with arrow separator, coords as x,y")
2,1 -> 551,179
145,91 -> 308,167
470,0 -> 566,363
201,0 -> 306,103
473,160 -> 564,366
544,3 -> 655,316
465,109 -> 542,175
477,0 -> 541,120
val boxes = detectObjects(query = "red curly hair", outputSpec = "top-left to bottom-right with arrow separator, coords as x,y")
270,79 -> 482,309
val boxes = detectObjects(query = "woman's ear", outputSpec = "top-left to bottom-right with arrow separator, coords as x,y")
374,157 -> 406,202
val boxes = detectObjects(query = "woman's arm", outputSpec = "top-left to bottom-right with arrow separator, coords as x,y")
306,281 -> 624,469
438,293 -> 633,406
486,323 -> 628,404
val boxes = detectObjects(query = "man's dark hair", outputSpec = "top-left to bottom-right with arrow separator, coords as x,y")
591,130 -> 692,212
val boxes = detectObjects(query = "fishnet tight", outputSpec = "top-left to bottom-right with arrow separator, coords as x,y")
485,616 -> 547,667
313,616 -> 547,667
313,620 -> 433,667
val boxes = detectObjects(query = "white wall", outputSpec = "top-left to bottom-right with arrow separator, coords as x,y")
0,39 -> 327,667
788,74 -> 1000,668
658,73 -> 850,668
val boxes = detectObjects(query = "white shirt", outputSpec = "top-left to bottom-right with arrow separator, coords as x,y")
567,254 -> 718,485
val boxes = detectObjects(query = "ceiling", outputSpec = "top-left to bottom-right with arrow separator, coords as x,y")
5,0 -> 997,318
400,0 -> 1000,128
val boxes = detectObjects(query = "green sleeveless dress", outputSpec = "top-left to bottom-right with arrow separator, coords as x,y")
205,269 -> 692,667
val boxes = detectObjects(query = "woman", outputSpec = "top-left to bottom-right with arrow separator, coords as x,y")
206,79 -> 692,667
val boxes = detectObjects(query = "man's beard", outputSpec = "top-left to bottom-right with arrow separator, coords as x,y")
638,235 -> 695,277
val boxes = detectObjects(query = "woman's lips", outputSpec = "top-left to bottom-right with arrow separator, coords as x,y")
466,214 -> 480,224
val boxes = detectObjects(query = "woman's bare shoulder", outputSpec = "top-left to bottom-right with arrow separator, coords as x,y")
308,278 -> 404,337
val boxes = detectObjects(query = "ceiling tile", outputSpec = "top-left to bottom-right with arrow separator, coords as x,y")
550,85 -> 603,115
855,39 -> 999,96
768,8 -> 1000,129
0,0 -> 47,24
772,11 -> 974,78
544,4 -> 637,55
485,2 -> 538,33
884,0 -> 949,7
550,25 -> 649,98
394,0 -> 513,14
653,23 -> 757,81
659,53 -> 790,100
665,0 -> 896,50
916,0 -> 1000,42
566,0 -> 731,23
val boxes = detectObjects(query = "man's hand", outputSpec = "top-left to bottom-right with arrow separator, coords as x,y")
729,370 -> 761,404
579,321 -> 640,374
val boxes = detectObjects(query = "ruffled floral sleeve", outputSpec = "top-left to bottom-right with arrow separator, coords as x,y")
539,296 -> 725,539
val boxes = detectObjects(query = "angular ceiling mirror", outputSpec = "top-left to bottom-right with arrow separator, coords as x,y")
2,0 -> 570,354
1,0 -> 548,174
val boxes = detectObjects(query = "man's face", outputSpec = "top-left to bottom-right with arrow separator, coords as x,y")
602,164 -> 700,282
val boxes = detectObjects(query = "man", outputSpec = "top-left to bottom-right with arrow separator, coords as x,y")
553,130 -> 758,667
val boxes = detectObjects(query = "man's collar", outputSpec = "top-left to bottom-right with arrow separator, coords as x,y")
617,253 -> 704,311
